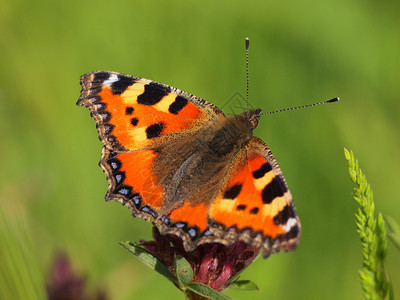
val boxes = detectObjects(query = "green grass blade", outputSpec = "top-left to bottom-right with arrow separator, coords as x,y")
0,211 -> 46,300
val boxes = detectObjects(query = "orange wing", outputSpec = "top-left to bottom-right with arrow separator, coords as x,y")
207,137 -> 300,258
77,71 -> 224,152
78,71 -> 225,220
157,137 -> 300,258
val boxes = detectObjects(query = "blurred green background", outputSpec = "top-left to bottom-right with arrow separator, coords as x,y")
1,0 -> 399,299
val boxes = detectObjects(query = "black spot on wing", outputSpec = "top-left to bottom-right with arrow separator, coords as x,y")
111,75 -> 135,95
252,163 -> 272,179
169,96 -> 188,114
93,71 -> 111,82
272,224 -> 300,244
236,204 -> 246,211
125,106 -> 134,115
146,122 -> 164,139
250,207 -> 259,214
261,177 -> 286,204
130,118 -> 139,126
286,224 -> 300,239
137,82 -> 171,105
223,184 -> 242,199
273,205 -> 295,225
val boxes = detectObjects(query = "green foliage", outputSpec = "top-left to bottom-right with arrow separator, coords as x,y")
344,148 -> 393,299
120,242 -> 231,300
228,279 -> 260,291
175,255 -> 194,287
0,212 -> 46,300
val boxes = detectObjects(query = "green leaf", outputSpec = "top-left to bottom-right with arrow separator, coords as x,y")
174,255 -> 193,286
384,215 -> 400,251
119,241 -> 178,284
229,279 -> 260,291
186,282 -> 232,300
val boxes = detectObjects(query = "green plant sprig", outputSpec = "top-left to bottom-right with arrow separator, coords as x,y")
344,148 -> 393,299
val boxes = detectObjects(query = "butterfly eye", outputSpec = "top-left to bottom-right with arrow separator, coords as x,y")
249,112 -> 261,130
247,109 -> 262,130
249,118 -> 259,130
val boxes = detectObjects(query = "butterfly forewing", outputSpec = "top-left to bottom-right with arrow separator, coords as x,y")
78,71 -> 224,152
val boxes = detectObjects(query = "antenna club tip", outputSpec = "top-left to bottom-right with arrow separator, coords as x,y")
245,37 -> 249,49
327,97 -> 340,103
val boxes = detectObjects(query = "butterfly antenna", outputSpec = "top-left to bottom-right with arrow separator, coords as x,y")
261,97 -> 340,116
245,37 -> 250,112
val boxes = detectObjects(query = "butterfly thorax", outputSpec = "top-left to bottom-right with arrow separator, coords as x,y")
203,109 -> 262,158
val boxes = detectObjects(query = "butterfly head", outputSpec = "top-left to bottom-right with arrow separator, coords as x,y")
243,108 -> 262,131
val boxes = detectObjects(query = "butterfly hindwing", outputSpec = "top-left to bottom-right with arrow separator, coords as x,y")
101,147 -> 163,220
157,137 -> 300,258
208,137 -> 300,257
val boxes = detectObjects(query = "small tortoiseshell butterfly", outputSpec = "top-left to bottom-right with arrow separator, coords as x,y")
77,42 -> 338,258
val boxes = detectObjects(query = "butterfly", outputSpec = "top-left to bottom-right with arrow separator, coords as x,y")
77,70 -> 301,258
